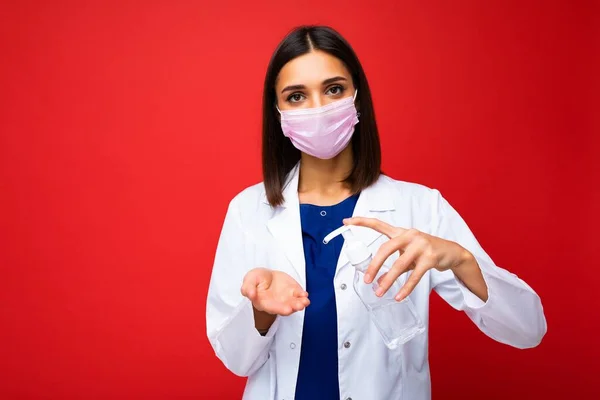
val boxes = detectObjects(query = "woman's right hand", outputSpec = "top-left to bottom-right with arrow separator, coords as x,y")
241,268 -> 310,316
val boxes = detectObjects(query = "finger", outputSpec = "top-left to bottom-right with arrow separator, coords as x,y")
279,305 -> 294,316
376,271 -> 389,286
364,230 -> 416,283
374,244 -> 420,297
343,217 -> 404,239
395,266 -> 430,302
262,298 -> 293,316
292,298 -> 310,311
292,287 -> 309,298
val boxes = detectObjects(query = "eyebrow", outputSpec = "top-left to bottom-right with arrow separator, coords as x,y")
281,76 -> 348,94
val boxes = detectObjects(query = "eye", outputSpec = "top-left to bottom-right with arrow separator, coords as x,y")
326,85 -> 345,96
287,93 -> 305,103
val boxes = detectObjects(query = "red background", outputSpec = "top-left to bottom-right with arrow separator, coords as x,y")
1,0 -> 598,399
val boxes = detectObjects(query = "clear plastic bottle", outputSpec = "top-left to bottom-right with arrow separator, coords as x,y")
324,226 -> 425,349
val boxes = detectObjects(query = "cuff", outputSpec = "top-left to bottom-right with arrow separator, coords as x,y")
217,298 -> 281,344
214,298 -> 280,374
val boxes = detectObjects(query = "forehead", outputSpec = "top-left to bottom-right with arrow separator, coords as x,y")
276,50 -> 351,88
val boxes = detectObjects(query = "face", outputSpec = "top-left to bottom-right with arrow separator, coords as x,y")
275,50 -> 356,111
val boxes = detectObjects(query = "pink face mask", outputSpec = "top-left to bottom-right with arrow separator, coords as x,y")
277,90 -> 359,159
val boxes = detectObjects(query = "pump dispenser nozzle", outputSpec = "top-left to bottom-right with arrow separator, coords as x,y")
323,225 -> 372,271
323,225 -> 353,244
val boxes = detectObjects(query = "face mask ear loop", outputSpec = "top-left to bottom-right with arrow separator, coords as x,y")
353,89 -> 360,118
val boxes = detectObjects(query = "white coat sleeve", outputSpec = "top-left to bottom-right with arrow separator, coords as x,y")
428,189 -> 547,349
206,196 -> 280,377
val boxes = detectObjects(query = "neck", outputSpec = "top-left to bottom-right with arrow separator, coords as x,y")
298,146 -> 354,205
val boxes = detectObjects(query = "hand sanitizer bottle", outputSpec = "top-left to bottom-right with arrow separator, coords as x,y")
323,225 -> 425,349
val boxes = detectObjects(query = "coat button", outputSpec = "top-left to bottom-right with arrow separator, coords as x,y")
344,341 -> 351,348
290,342 -> 296,349
341,283 -> 347,290
320,210 -> 327,216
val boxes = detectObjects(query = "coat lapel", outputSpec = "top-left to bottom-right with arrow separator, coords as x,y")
265,164 -> 307,288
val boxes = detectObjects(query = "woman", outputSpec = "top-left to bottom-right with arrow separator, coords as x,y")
206,25 -> 546,400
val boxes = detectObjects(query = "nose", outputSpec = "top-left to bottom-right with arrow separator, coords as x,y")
308,91 -> 323,108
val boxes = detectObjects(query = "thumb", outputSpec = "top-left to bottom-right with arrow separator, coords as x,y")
241,281 -> 258,301
255,268 -> 273,290
246,286 -> 257,301
241,271 -> 261,300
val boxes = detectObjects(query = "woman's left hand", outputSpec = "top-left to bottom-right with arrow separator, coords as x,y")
343,217 -> 475,302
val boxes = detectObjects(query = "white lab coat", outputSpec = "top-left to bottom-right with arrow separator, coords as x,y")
206,164 -> 546,400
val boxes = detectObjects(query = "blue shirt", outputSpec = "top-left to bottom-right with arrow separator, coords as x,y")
295,193 -> 360,400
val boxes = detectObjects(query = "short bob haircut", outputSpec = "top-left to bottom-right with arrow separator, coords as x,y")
262,25 -> 382,207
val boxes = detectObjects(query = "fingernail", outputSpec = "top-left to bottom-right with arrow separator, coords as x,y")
395,290 -> 405,301
375,287 -> 384,297
364,273 -> 371,283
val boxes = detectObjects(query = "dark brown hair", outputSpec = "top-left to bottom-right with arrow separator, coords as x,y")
262,25 -> 381,207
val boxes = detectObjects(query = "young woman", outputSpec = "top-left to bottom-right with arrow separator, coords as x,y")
206,25 -> 546,400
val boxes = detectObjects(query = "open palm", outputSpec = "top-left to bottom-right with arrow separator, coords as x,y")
241,268 -> 310,316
